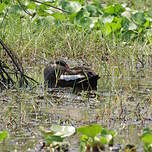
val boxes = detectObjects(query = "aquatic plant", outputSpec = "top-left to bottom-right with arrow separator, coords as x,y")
140,128 -> 152,152
40,125 -> 75,151
77,124 -> 117,151
0,130 -> 8,143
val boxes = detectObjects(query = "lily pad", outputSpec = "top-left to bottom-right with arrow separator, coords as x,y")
51,124 -> 76,138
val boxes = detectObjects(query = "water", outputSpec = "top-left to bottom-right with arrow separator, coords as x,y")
0,67 -> 152,152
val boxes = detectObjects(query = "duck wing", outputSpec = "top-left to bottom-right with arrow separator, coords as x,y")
69,67 -> 100,79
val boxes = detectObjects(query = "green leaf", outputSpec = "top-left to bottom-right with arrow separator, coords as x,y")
0,3 -> 6,13
2,0 -> 11,5
132,12 -> 146,26
36,4 -> 50,16
59,0 -> 81,13
79,17 -> 92,28
40,125 -> 75,145
81,134 -> 88,141
113,4 -> 125,15
51,12 -> 67,21
40,125 -> 75,138
102,23 -> 112,36
121,16 -> 130,30
140,128 -> 152,152
74,8 -> 93,28
141,130 -> 152,145
99,136 -> 108,144
27,2 -> 36,10
9,5 -> 22,14
108,130 -> 117,137
0,131 -> 8,142
104,5 -> 114,15
99,128 -> 116,145
69,1 -> 82,13
111,22 -> 121,32
75,8 -> 90,20
144,19 -> 150,28
74,0 -> 85,5
104,4 -> 125,16
86,4 -> 99,17
51,124 -> 75,138
95,134 -> 113,145
77,124 -> 102,138
45,135 -> 63,145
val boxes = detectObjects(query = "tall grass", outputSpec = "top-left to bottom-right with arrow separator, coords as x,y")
0,12 -> 152,90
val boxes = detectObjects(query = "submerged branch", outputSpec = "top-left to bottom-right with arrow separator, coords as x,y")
0,39 -> 39,89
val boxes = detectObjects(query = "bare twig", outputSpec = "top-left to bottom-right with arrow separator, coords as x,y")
0,61 -> 14,85
17,0 -> 36,17
0,39 -> 39,88
0,39 -> 24,74
31,0 -> 69,13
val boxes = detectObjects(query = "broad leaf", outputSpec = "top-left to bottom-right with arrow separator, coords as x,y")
77,124 -> 102,138
141,129 -> 152,145
27,2 -> 36,10
0,131 -> 8,142
45,135 -> 63,145
0,3 -> 6,13
86,4 -> 99,17
59,0 -> 81,13
104,4 -> 125,16
132,12 -> 146,26
51,124 -> 75,138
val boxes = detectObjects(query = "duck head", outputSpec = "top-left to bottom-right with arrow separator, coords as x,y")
55,60 -> 70,71
44,60 -> 70,88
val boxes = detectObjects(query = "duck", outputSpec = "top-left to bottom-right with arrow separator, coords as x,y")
44,60 -> 70,88
44,60 -> 100,91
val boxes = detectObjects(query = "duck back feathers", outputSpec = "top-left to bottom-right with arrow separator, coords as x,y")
58,67 -> 100,91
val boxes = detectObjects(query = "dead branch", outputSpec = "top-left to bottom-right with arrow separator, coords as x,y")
31,0 -> 69,13
0,39 -> 39,90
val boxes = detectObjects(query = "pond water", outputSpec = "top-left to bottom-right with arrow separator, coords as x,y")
0,65 -> 152,152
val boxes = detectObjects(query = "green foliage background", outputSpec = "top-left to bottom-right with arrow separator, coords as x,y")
1,0 -> 152,42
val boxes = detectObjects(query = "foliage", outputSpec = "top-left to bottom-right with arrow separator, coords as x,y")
40,124 -> 118,151
0,1 -> 152,151
1,0 -> 152,42
40,125 -> 75,151
140,128 -> 152,152
0,130 -> 8,143
77,124 -> 117,151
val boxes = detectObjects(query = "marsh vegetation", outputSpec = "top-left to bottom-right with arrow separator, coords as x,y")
0,0 -> 152,151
